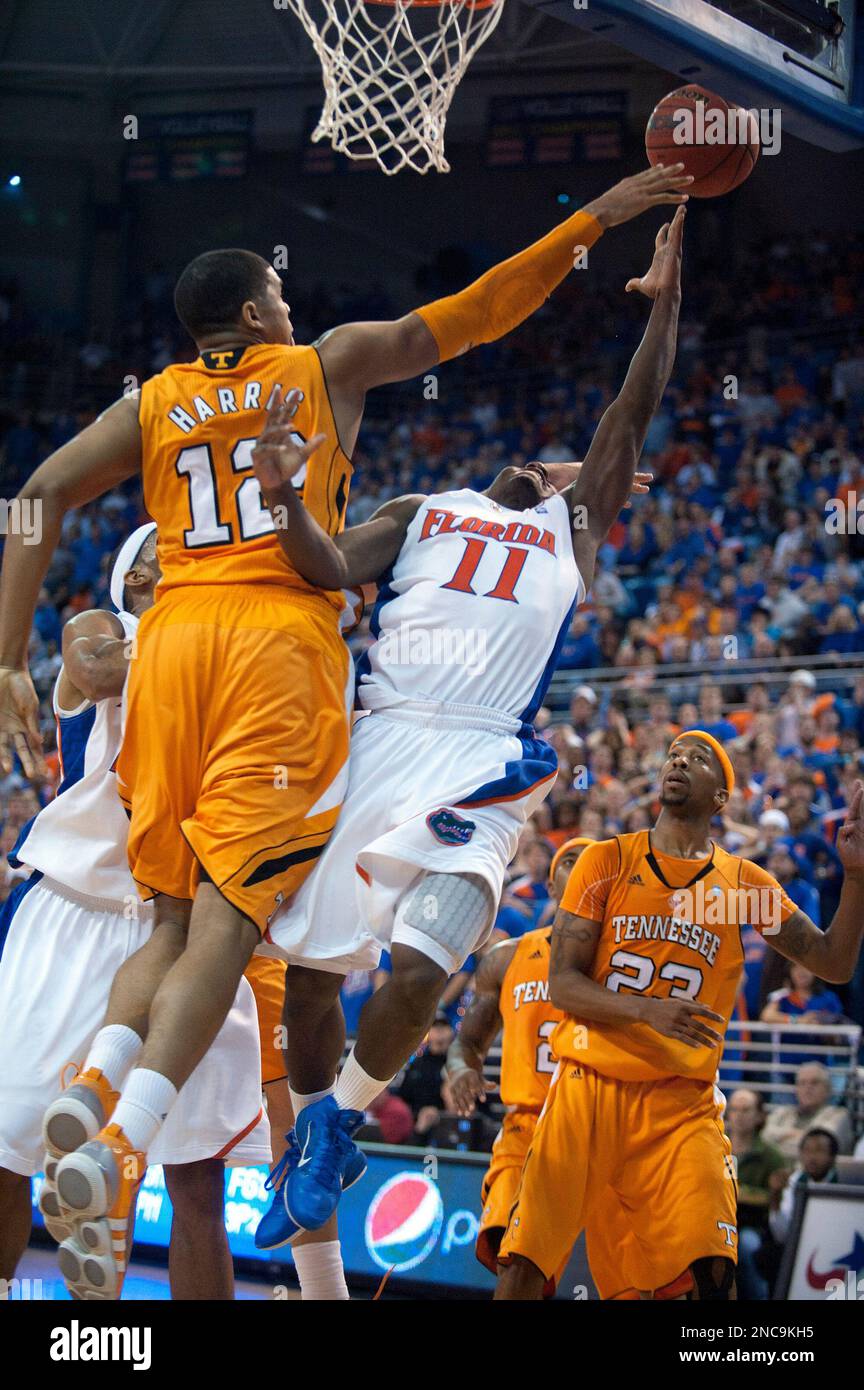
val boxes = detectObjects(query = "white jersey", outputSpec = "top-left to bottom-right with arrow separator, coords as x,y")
356,489 -> 585,726
11,611 -> 144,909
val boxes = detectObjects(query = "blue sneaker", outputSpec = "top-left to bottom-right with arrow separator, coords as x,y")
286,1097 -> 366,1232
254,1133 -> 302,1251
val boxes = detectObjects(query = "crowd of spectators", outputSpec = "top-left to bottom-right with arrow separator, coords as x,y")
2,231 -> 863,1286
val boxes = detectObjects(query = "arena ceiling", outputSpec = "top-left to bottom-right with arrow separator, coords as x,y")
0,0 -> 647,92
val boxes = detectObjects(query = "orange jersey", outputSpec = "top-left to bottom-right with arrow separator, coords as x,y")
138,343 -> 352,610
553,831 -> 797,1083
498,929 -> 565,1110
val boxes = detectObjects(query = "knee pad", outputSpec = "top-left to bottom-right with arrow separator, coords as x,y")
395,872 -> 494,973
689,1257 -> 735,1301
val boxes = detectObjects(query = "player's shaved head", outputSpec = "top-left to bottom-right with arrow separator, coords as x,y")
174,249 -> 274,340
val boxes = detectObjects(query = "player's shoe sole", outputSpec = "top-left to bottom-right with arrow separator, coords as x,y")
42,1068 -> 119,1159
37,1154 -> 76,1245
54,1126 -> 143,1301
57,1225 -> 126,1301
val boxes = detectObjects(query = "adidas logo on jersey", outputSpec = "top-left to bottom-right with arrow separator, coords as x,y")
529,949 -> 542,959
628,873 -> 645,886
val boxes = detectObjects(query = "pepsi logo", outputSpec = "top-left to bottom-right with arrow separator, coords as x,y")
365,1172 -> 444,1273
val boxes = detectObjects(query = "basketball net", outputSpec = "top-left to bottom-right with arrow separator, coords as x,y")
283,0 -> 505,174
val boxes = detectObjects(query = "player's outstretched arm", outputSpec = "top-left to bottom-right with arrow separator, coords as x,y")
0,396 -> 142,776
252,388 -> 422,587
445,942 -> 515,1117
766,781 -> 864,984
566,205 -> 685,585
59,610 -> 132,706
550,907 -> 724,1049
316,166 -> 692,394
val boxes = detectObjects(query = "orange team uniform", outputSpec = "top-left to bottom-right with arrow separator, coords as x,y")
499,831 -> 797,1295
245,954 -> 288,1086
476,929 -> 563,1283
116,344 -> 354,929
476,928 -> 642,1299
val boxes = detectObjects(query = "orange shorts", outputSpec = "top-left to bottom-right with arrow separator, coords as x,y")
117,585 -> 350,931
499,1064 -> 738,1294
245,954 -> 288,1086
478,1110 -> 570,1297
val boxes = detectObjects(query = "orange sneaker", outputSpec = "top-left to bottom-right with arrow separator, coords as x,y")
54,1123 -> 144,1300
42,1067 -> 119,1159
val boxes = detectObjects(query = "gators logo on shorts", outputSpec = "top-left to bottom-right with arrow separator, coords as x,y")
426,808 -> 476,846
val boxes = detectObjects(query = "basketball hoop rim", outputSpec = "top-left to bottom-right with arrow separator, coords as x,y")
362,0 -> 500,8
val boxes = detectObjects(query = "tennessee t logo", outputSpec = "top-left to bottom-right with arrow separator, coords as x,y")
209,350 -> 235,370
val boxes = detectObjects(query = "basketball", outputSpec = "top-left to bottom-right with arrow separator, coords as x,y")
645,84 -> 760,197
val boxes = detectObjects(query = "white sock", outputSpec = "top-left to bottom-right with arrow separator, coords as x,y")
288,1084 -> 334,1124
333,1049 -> 393,1113
83,1025 -> 143,1092
111,1069 -> 178,1154
293,1240 -> 349,1300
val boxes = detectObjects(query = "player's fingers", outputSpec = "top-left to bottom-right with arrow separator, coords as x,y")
648,192 -> 690,207
624,277 -> 643,295
655,222 -> 670,249
671,1030 -> 701,1049
13,729 -> 37,780
0,732 -> 12,777
686,1021 -> 724,1046
686,1002 -> 726,1023
282,387 -> 303,418
844,781 -> 863,822
642,162 -> 686,182
300,432 -> 327,459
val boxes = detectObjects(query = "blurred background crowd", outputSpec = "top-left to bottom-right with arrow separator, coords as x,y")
2,226 -> 863,1299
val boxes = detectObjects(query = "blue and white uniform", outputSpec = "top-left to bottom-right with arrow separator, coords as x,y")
265,487 -> 584,975
0,602 -> 270,1177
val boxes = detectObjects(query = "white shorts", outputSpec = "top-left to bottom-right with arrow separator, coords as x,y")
262,706 -> 557,976
0,876 -> 271,1177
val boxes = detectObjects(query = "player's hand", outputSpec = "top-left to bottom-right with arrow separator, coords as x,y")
447,1066 -> 487,1117
584,166 -> 692,230
625,204 -> 686,299
837,780 -> 864,878
251,386 -> 326,493
0,665 -> 44,778
640,996 -> 725,1049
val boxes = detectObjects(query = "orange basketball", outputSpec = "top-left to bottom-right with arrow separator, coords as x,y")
645,84 -> 759,198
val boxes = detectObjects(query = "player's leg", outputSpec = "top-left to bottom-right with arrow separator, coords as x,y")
497,1066 -> 614,1300
338,871 -> 494,1106
286,871 -> 494,1233
53,884 -> 258,1299
618,1080 -> 738,1301
281,964 -> 346,1097
262,1077 -> 348,1300
348,944 -> 446,1088
0,1169 -> 31,1280
164,1159 -> 234,1301
476,1113 -> 535,1283
495,1254 -> 548,1300
43,894 -> 190,1156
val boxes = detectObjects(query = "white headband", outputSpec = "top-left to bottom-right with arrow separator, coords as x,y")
109,522 -> 157,613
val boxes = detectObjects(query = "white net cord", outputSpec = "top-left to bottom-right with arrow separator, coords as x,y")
282,0 -> 505,174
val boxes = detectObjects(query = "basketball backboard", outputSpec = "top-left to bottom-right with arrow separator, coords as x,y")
524,0 -> 864,149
